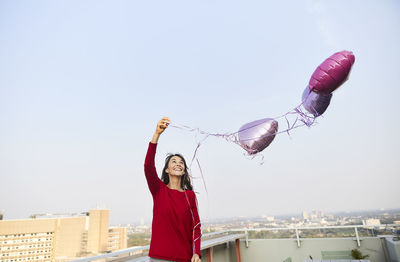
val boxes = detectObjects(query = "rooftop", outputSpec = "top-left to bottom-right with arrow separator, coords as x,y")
72,224 -> 400,262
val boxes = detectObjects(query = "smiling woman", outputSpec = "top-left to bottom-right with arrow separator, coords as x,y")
144,117 -> 201,262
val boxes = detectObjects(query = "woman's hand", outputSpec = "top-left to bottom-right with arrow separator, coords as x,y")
151,117 -> 170,144
191,254 -> 201,262
155,117 -> 170,135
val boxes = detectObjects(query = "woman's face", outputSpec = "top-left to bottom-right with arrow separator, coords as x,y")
166,156 -> 185,177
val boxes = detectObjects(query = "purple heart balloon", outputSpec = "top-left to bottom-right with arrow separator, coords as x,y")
238,118 -> 279,155
302,86 -> 333,117
309,50 -> 355,94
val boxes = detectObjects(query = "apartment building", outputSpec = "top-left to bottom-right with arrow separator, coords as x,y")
0,209 -> 126,262
108,227 -> 127,251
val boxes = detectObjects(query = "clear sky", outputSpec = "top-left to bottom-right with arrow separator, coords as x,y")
1,0 -> 399,225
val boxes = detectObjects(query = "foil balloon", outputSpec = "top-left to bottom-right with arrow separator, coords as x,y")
302,86 -> 332,117
309,50 -> 355,94
238,118 -> 278,155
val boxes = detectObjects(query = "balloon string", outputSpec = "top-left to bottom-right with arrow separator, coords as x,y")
184,190 -> 201,256
170,101 -> 317,148
196,157 -> 208,196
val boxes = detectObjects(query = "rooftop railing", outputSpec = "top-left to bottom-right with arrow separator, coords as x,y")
230,223 -> 400,248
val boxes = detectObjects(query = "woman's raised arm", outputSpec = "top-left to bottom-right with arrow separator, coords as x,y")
144,117 -> 170,197
151,117 -> 170,144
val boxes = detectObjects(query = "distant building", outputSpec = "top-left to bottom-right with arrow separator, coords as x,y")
0,209 -> 127,262
363,218 -> 381,227
108,227 -> 127,251
302,211 -> 309,220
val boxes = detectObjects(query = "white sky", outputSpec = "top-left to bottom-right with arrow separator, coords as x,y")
1,0 -> 399,225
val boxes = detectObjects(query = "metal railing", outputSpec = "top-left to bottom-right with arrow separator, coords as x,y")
71,245 -> 150,262
229,223 -> 400,248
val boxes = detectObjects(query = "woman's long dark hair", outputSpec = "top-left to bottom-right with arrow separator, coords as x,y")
161,153 -> 193,191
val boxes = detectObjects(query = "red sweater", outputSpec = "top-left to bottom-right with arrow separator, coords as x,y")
144,142 -> 201,262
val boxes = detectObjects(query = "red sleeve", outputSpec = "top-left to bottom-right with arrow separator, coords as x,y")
191,191 -> 202,257
144,142 -> 161,197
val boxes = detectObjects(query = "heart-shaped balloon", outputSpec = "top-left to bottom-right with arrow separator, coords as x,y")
302,86 -> 333,117
309,50 -> 355,94
238,118 -> 279,155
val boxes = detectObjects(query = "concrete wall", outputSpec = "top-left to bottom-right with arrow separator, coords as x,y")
201,243 -> 234,262
240,237 -> 386,262
386,237 -> 400,262
204,237 -> 388,262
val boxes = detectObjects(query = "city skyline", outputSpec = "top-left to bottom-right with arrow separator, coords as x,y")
2,207 -> 399,226
1,0 -> 399,225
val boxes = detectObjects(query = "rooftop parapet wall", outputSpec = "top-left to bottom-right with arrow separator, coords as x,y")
385,236 -> 400,262
240,237 -> 387,262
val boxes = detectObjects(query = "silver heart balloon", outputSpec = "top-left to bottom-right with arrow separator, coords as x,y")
238,118 -> 279,155
302,86 -> 332,117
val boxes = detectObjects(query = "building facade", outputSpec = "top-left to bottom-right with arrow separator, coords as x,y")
0,209 -> 127,262
108,227 -> 127,251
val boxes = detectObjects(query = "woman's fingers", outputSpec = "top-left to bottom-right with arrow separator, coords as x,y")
161,117 -> 170,122
162,117 -> 170,125
160,121 -> 169,129
160,117 -> 170,128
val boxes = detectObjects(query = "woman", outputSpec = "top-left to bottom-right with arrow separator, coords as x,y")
144,117 -> 201,262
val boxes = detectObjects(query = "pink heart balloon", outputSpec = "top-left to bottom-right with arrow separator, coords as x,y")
238,118 -> 279,155
309,50 -> 355,94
